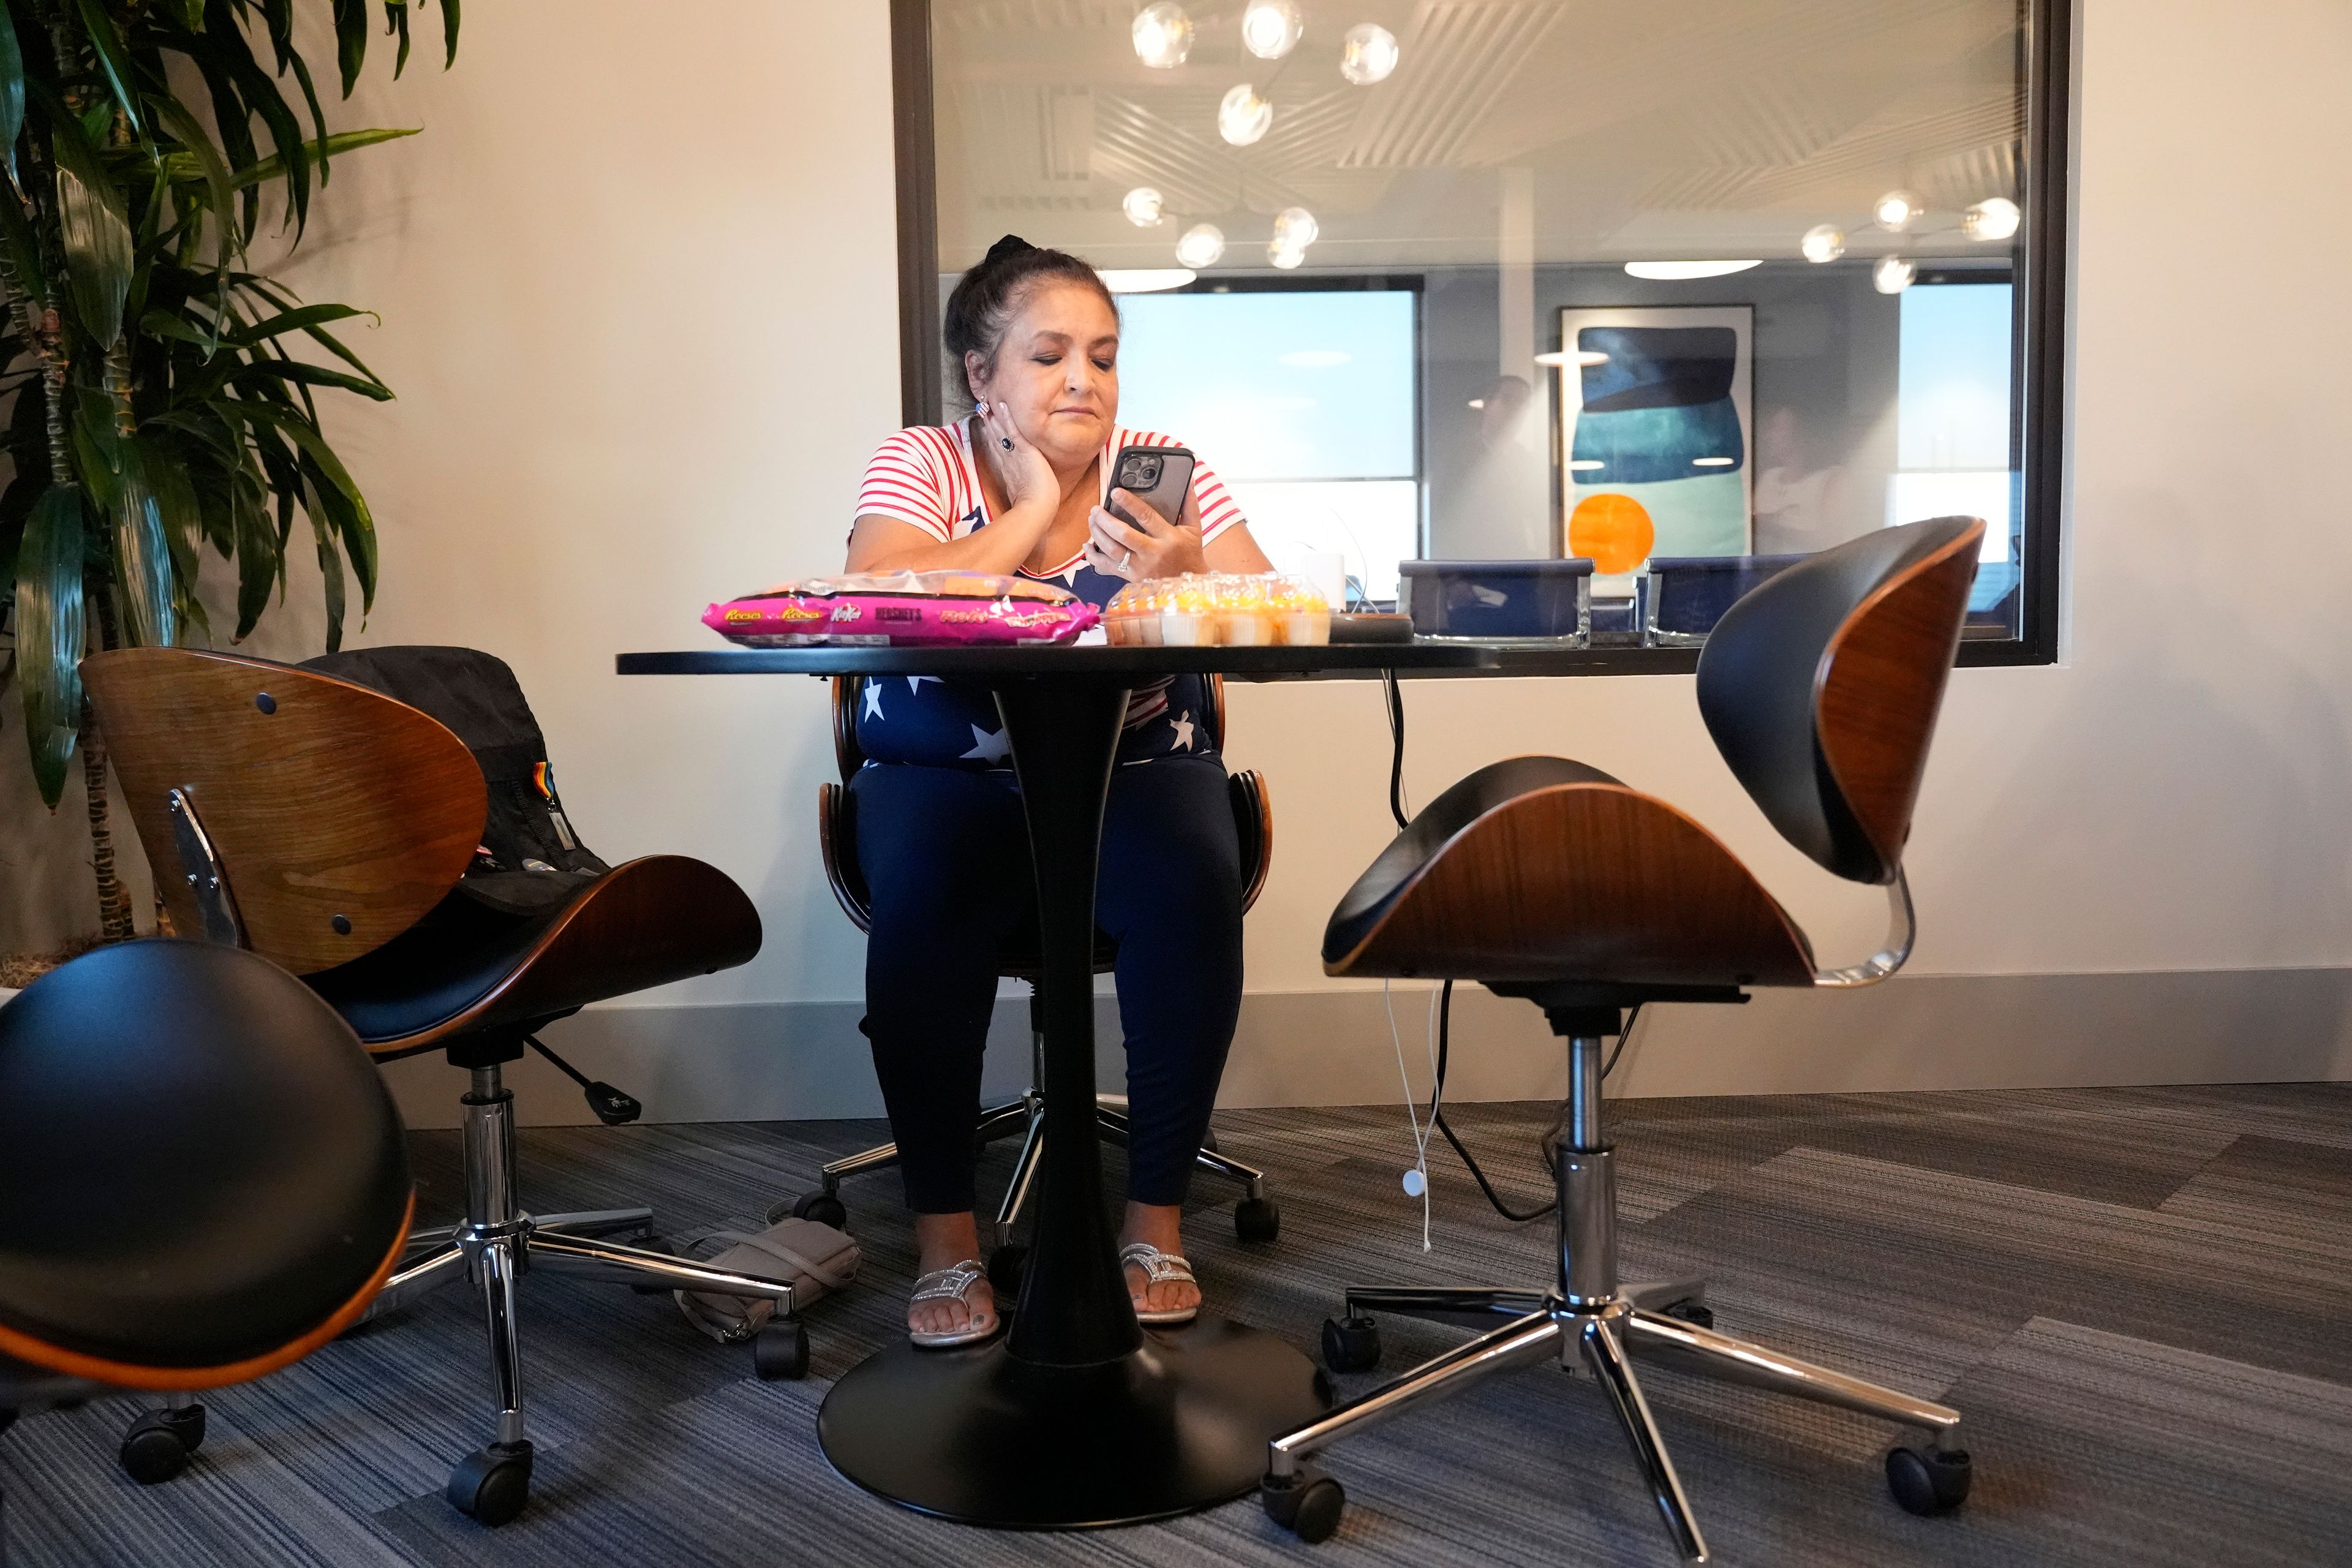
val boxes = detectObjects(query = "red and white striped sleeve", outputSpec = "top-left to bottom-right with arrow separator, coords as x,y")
854,427 -> 958,542
1113,428 -> 1248,545
1187,453 -> 1246,545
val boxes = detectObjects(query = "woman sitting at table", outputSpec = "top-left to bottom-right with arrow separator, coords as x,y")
844,234 -> 1275,1348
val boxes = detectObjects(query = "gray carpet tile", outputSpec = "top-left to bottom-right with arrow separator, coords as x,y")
7,1085 -> 2352,1567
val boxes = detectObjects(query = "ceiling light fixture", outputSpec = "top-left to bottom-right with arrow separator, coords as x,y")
1340,23 -> 1399,85
1098,268 -> 1197,294
1273,206 -> 1319,249
1873,254 -> 1917,294
1175,222 -> 1226,269
1624,260 -> 1762,280
1132,2 -> 1194,68
1242,0 -> 1304,60
1568,459 -> 1605,471
1218,83 -> 1273,145
1964,196 -> 2021,241
1121,187 -> 1165,227
1692,457 -> 1735,467
1267,239 -> 1306,269
1534,349 -> 1611,368
1800,224 -> 1846,263
1466,398 -> 1486,409
1872,189 -> 1921,231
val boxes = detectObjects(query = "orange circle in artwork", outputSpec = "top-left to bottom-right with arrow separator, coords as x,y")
1567,493 -> 1656,574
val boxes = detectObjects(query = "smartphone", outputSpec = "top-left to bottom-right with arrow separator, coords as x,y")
1107,445 -> 1196,531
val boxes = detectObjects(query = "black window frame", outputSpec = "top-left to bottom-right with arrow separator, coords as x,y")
889,0 -> 2070,670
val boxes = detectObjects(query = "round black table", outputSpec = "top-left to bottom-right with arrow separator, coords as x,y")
617,643 -> 1496,1527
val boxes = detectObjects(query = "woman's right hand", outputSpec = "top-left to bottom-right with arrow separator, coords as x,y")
974,400 -> 1057,522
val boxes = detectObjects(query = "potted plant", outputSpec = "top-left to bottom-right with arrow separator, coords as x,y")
0,0 -> 458,967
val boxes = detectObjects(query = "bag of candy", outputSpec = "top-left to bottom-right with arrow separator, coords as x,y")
704,571 -> 1101,647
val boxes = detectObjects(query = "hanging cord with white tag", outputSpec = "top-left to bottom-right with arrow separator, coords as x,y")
1382,671 -> 1645,1225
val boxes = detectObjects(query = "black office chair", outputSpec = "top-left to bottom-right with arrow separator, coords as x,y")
797,672 -> 1280,1289
0,941 -> 413,1506
84,645 -> 807,1527
1260,517 -> 1988,1559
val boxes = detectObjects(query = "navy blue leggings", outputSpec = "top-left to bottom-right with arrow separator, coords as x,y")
851,755 -> 1245,1213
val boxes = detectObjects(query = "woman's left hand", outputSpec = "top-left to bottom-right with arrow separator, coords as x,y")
1086,488 -> 1208,581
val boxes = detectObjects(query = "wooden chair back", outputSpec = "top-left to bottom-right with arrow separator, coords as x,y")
82,648 -> 487,974
1694,515 -> 1984,884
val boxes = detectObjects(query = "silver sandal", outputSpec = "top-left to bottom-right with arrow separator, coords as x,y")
908,1259 -> 1000,1349
1119,1242 -> 1200,1325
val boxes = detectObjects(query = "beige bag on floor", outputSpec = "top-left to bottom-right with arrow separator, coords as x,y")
671,1217 -> 860,1343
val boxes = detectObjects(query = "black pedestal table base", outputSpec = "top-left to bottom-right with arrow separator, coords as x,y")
613,647 -> 1494,1529
819,1316 -> 1330,1528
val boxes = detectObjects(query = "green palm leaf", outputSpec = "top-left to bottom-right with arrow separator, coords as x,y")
113,450 -> 178,649
47,113 -> 133,348
13,485 -> 87,806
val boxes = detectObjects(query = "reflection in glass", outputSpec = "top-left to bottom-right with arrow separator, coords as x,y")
1130,2 -> 1193,69
1242,0 -> 1305,61
929,0 -> 2035,635
1338,22 -> 1399,85
1217,83 -> 1274,147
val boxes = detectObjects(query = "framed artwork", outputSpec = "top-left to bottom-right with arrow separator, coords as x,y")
1556,306 -> 1754,579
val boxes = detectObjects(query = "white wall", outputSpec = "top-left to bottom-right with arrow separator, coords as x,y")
13,1 -> 2351,1123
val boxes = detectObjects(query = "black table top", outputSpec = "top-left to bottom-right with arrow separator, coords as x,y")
616,643 -> 1499,680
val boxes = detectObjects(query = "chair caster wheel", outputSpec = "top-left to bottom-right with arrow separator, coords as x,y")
1886,1444 -> 1972,1515
119,1404 -> 206,1484
1262,1464 -> 1344,1543
629,1234 -> 679,1292
1660,1295 -> 1714,1330
1234,1195 -> 1280,1243
784,1191 -> 847,1229
1321,1314 -> 1381,1373
752,1319 -> 810,1381
448,1440 -> 533,1526
987,1243 -> 1028,1297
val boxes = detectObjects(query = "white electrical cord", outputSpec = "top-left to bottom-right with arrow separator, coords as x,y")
1384,977 -> 1439,1251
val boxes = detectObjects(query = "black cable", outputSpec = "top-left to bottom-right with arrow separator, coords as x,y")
1379,664 -> 1644,1222
1382,669 -> 1407,831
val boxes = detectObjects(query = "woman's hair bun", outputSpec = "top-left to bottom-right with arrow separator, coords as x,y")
982,234 -> 1038,268
943,236 -> 1116,410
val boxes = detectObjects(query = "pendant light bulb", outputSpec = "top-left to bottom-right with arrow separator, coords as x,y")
1122,187 -> 1166,227
1872,189 -> 1921,232
1242,0 -> 1304,60
1132,2 -> 1194,69
1800,224 -> 1846,263
1964,196 -> 2021,241
1872,254 -> 1916,294
1268,238 -> 1306,270
1340,22 -> 1400,85
1218,83 -> 1273,146
1272,206 -> 1319,249
1175,222 -> 1227,269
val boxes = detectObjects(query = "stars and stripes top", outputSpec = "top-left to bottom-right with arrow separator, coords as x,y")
848,420 -> 1245,772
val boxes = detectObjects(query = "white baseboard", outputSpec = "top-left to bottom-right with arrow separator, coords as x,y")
379,968 -> 2352,1130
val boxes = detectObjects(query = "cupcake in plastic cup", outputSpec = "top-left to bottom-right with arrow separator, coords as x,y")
1217,573 -> 1274,646
1278,575 -> 1332,646
1161,576 -> 1213,646
1133,581 -> 1166,645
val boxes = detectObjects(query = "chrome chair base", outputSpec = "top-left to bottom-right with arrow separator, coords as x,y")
798,1029 -> 1273,1246
368,1061 -> 809,1526
1262,1035 -> 1967,1562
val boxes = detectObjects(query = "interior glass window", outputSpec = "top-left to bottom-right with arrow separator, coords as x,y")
912,0 -> 2062,657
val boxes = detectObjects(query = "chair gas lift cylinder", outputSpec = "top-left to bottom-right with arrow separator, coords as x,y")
1260,516 -> 1988,1559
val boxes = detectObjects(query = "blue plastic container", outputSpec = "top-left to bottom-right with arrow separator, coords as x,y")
1397,559 -> 1595,643
1642,554 -> 1808,646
